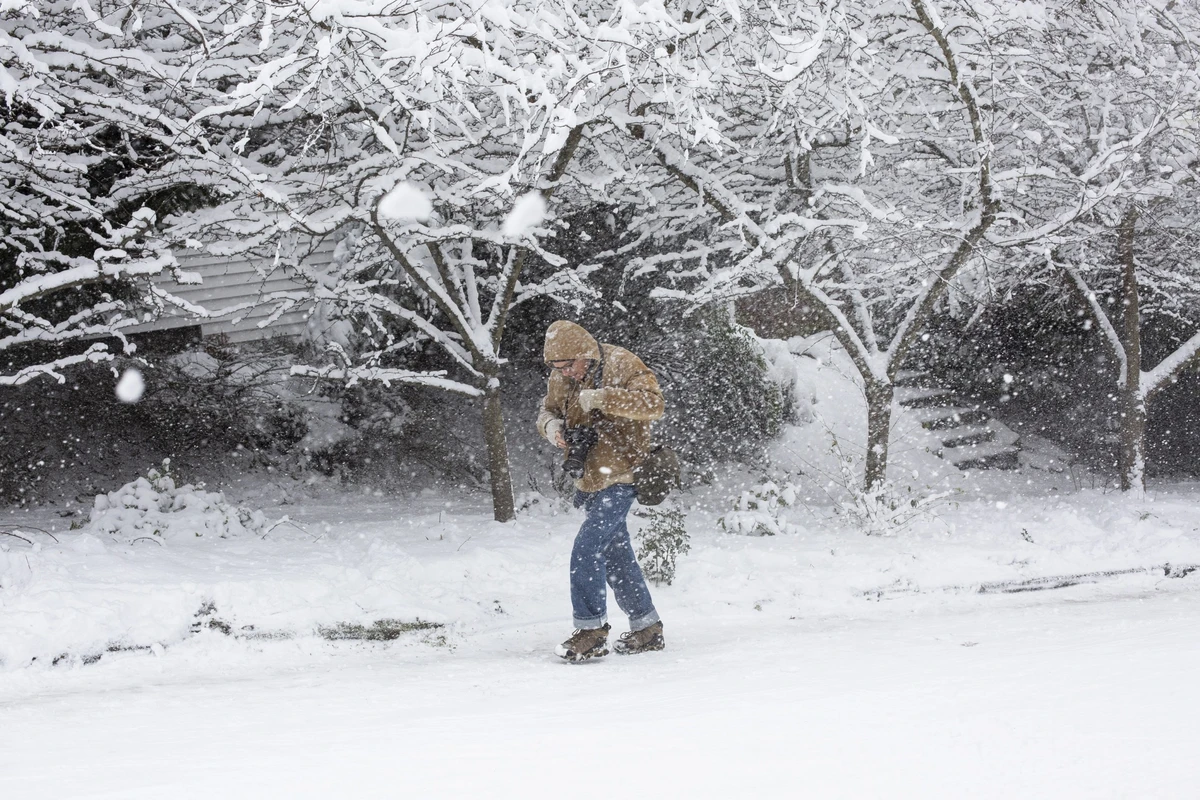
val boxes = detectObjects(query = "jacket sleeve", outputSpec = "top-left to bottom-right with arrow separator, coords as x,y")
536,374 -> 566,439
600,353 -> 665,421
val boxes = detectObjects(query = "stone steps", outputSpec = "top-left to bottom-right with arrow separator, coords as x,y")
936,421 -> 1019,451
952,446 -> 1021,471
894,386 -> 956,409
897,374 -> 1021,471
912,405 -> 990,430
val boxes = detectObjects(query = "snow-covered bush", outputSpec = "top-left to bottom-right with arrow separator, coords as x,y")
668,314 -> 792,465
836,481 -> 952,537
311,380 -> 486,487
88,461 -> 270,542
827,435 -> 952,536
635,507 -> 690,586
137,338 -> 332,459
514,490 -> 566,517
719,480 -> 803,537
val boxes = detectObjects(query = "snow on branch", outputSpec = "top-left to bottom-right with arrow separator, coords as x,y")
0,344 -> 113,387
1063,261 -> 1129,386
0,2 -> 219,383
289,365 -> 483,397
1142,331 -> 1200,400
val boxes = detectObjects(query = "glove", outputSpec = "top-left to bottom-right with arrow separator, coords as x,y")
543,418 -> 564,445
577,388 -> 607,414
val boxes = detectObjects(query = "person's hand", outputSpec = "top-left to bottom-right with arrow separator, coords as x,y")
545,418 -> 567,449
577,388 -> 606,413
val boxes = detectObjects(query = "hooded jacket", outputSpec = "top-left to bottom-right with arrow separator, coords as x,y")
537,320 -> 665,493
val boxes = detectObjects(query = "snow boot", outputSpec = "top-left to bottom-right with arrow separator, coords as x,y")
555,623 -> 610,662
613,621 -> 665,655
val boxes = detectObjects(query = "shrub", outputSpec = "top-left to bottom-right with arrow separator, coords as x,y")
634,507 -> 690,585
136,336 -> 314,458
718,479 -> 801,537
825,432 -> 953,536
309,381 -> 488,486
87,460 -> 273,541
660,311 -> 791,465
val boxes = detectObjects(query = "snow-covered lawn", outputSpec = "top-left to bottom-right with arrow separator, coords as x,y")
3,483 -> 1200,798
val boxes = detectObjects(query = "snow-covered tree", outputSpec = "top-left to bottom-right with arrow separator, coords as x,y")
0,0 -> 215,386
576,0 -> 1148,489
160,0 -> 673,521
1034,0 -> 1200,495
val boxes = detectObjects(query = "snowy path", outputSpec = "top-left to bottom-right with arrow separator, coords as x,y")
4,587 -> 1198,799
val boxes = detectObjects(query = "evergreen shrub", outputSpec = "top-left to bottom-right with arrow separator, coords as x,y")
634,507 -> 690,585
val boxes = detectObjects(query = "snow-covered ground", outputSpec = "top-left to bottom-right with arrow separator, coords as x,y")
3,338 -> 1200,797
4,481 -> 1200,798
2,579 -> 1197,798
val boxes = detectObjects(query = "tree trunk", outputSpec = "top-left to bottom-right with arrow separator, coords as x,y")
481,376 -> 516,522
1116,208 -> 1146,495
1119,383 -> 1147,495
863,380 -> 894,492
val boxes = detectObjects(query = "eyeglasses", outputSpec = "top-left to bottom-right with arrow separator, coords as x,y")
548,359 -> 576,371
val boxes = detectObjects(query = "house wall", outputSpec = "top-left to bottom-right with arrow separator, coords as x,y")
128,236 -> 341,345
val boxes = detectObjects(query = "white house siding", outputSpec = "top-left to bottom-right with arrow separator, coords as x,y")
128,237 -> 340,345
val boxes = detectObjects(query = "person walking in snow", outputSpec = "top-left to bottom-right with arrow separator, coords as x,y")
537,320 -> 666,662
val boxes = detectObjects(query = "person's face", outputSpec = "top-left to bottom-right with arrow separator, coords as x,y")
549,358 -> 591,381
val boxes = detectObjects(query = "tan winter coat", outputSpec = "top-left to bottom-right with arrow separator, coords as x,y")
537,321 -> 665,493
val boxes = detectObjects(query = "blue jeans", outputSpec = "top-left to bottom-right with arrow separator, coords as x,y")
570,483 -> 660,631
